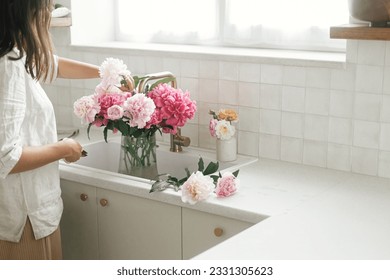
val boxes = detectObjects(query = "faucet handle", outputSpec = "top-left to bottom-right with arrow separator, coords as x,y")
170,128 -> 191,152
175,134 -> 191,147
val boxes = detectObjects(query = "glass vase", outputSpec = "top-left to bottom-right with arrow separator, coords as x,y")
118,133 -> 158,180
216,136 -> 237,162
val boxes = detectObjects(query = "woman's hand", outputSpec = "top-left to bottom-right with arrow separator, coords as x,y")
59,138 -> 83,163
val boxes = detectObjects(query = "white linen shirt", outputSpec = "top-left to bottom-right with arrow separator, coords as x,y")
0,49 -> 63,242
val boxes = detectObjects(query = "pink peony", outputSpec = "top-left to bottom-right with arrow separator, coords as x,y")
209,119 -> 218,137
107,104 -> 124,120
181,171 -> 214,205
96,91 -> 130,120
73,95 -> 101,124
147,83 -> 196,134
123,93 -> 156,128
215,172 -> 239,198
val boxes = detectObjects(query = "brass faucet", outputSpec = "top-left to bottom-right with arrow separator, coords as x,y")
170,128 -> 190,152
138,71 -> 191,152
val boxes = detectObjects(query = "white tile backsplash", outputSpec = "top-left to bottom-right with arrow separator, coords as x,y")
238,82 -> 259,108
357,40 -> 386,66
304,115 -> 329,142
304,88 -> 330,116
46,28 -> 390,179
259,133 -> 280,160
327,143 -> 351,172
283,66 -> 306,87
355,65 -> 384,94
305,67 -> 331,89
219,80 -> 238,105
354,92 -> 382,121
328,117 -> 352,145
260,64 -> 283,85
259,109 -> 281,135
260,84 -> 282,110
351,147 -> 378,176
281,112 -> 304,138
239,63 -> 261,83
381,95 -> 390,122
378,151 -> 390,178
353,120 -> 380,149
329,90 -> 354,118
281,137 -> 303,164
219,61 -> 239,81
303,140 -> 327,168
380,123 -> 390,151
330,64 -> 356,91
282,86 -> 305,113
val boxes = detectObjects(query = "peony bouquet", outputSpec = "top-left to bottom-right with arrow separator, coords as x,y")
74,57 -> 197,141
209,109 -> 238,140
73,58 -> 239,204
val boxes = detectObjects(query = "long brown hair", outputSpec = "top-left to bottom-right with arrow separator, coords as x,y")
0,0 -> 55,81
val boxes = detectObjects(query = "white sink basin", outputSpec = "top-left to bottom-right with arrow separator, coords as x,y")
75,139 -> 257,180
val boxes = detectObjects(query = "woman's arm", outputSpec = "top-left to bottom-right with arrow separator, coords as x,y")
10,138 -> 83,174
57,57 -> 100,79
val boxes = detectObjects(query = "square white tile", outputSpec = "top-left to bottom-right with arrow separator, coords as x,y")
259,134 -> 281,160
281,112 -> 304,138
282,86 -> 305,113
260,109 -> 281,135
305,88 -> 330,116
281,137 -> 303,163
260,84 -> 282,110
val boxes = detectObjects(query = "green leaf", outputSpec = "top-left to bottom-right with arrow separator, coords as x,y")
203,161 -> 219,175
103,127 -> 108,143
210,175 -> 219,184
178,177 -> 189,185
185,168 -> 191,178
232,169 -> 240,178
197,157 -> 205,172
118,120 -> 129,136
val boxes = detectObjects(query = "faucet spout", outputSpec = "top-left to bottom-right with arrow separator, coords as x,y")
170,128 -> 191,152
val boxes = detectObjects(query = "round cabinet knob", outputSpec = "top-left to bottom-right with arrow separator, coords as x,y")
100,198 -> 109,207
80,193 -> 88,201
214,227 -> 224,237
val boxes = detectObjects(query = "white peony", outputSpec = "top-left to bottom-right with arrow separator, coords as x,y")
215,120 -> 235,140
99,57 -> 131,88
181,171 -> 214,205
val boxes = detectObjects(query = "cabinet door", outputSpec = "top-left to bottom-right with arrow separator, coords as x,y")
182,208 -> 253,259
97,188 -> 182,260
60,179 -> 99,260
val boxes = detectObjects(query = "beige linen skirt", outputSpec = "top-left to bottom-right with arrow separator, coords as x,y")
0,218 -> 62,260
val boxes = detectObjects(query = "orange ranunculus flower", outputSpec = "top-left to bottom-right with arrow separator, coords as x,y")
217,109 -> 238,121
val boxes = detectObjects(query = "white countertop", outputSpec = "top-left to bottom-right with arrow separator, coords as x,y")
62,129 -> 390,260
196,163 -> 390,260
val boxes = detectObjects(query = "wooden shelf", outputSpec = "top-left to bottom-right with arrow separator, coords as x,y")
330,24 -> 390,40
50,17 -> 72,27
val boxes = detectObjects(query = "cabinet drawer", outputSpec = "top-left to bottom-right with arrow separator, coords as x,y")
182,208 -> 253,259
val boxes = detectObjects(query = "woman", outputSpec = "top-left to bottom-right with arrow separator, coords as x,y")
0,0 -> 100,259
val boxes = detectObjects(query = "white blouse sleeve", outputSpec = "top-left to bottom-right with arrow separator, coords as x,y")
0,57 -> 26,179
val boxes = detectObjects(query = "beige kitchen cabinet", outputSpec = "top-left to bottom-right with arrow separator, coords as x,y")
60,179 -> 99,259
182,208 -> 254,259
60,179 -> 182,260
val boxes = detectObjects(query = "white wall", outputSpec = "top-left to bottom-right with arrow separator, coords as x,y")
45,22 -> 390,179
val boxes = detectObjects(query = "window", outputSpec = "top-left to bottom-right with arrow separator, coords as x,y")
116,0 -> 349,52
